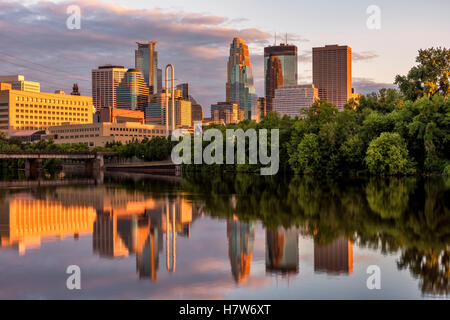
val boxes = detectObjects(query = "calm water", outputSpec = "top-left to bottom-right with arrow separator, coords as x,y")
0,172 -> 448,299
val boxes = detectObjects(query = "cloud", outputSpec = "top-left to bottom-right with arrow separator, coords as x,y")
353,51 -> 379,62
352,77 -> 397,94
0,0 -> 271,111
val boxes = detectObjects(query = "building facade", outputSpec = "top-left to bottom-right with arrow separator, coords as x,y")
135,41 -> 159,94
264,44 -> 298,114
146,89 -> 191,127
47,122 -> 166,147
0,87 -> 94,136
91,65 -> 128,111
226,38 -> 258,121
211,102 -> 243,124
116,69 -> 149,112
0,75 -> 40,93
273,84 -> 318,118
313,45 -> 352,109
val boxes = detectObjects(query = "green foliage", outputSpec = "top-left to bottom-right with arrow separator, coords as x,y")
365,132 -> 415,175
395,47 -> 450,100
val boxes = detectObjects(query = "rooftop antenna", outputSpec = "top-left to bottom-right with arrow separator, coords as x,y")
285,32 -> 288,45
274,32 -> 277,46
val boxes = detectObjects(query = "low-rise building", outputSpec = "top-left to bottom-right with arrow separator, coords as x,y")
47,122 -> 166,147
0,86 -> 94,136
0,75 -> 40,93
273,84 -> 318,118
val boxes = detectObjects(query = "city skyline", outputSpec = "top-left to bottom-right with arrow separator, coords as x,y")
1,1 -> 448,116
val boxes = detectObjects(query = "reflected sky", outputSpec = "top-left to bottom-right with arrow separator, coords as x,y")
0,174 -> 448,299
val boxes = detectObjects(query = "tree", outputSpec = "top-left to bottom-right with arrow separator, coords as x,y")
291,133 -> 321,174
365,132 -> 415,175
395,47 -> 450,100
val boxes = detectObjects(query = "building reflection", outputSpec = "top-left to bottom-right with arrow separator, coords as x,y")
227,216 -> 256,283
92,196 -> 196,281
266,228 -> 299,275
0,196 -> 96,255
0,188 -> 198,282
314,236 -> 353,275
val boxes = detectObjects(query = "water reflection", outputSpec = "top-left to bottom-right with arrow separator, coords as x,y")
0,174 -> 448,298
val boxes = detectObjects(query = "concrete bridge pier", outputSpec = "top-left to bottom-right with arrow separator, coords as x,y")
25,159 -> 43,179
84,155 -> 104,177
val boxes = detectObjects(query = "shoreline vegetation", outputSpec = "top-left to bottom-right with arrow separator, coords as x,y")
1,47 -> 449,177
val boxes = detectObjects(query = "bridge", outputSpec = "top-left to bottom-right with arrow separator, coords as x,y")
0,151 -> 181,177
0,150 -> 114,178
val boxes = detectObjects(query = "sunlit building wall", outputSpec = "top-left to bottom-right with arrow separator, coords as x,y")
264,44 -> 298,114
47,121 -> 166,147
226,38 -> 258,121
0,75 -> 40,93
0,87 -> 94,136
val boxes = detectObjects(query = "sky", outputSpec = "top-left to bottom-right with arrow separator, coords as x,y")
0,0 -> 449,115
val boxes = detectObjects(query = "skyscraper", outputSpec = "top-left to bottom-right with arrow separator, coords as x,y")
116,69 -> 149,111
91,65 -> 128,110
135,41 -> 159,94
313,45 -> 352,109
226,38 -> 258,121
264,43 -> 298,114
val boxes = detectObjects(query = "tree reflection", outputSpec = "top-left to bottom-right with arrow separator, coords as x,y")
182,172 -> 450,295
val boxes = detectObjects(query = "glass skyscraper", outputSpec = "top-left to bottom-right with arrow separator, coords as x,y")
226,38 -> 258,121
135,41 -> 159,94
264,44 -> 298,114
116,69 -> 149,111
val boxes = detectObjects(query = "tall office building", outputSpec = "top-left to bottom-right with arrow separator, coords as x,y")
264,44 -> 298,114
313,45 -> 352,109
0,75 -> 40,93
273,84 -> 318,118
91,65 -> 128,111
226,38 -> 258,121
116,69 -> 149,112
135,41 -> 159,94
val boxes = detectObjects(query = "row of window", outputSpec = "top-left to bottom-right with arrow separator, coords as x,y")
16,119 -> 85,124
16,104 -> 89,112
52,127 -> 100,133
15,96 -> 90,106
